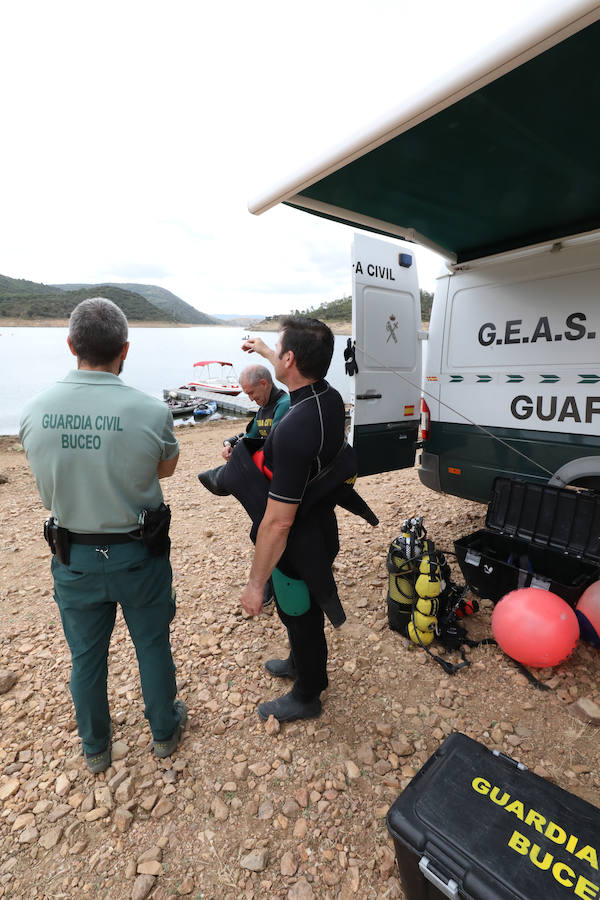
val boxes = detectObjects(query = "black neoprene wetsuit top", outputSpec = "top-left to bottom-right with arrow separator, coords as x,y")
263,379 -> 346,506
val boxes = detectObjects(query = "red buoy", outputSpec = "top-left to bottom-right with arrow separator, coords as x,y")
492,588 -> 579,668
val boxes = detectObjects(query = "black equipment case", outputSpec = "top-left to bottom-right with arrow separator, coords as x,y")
387,732 -> 600,900
454,478 -> 600,605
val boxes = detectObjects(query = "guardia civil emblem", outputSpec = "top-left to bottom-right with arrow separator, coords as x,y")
386,314 -> 399,343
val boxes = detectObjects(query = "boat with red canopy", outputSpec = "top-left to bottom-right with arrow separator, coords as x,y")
184,360 -> 242,396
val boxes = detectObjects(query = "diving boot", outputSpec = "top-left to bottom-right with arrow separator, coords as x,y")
257,690 -> 321,722
197,465 -> 229,496
264,656 -> 297,679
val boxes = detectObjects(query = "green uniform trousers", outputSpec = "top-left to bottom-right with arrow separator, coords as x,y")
52,540 -> 178,755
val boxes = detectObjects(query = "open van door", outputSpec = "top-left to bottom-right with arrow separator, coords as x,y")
349,233 -> 423,476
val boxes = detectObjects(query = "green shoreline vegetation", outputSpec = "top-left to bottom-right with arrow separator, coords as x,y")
0,274 -> 216,325
256,290 -> 434,328
0,273 -> 434,327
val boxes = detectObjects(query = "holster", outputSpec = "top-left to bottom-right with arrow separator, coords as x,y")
138,503 -> 171,557
43,517 -> 71,565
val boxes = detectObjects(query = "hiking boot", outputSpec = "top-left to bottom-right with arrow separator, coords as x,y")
153,700 -> 188,758
84,746 -> 111,775
83,723 -> 113,774
257,691 -> 321,723
264,657 -> 297,679
197,466 -> 229,496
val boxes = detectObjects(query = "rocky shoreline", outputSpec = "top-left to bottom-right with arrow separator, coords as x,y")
251,320 -> 352,335
0,319 -> 353,334
0,423 -> 598,899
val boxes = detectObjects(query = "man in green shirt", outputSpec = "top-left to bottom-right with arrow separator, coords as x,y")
221,364 -> 289,460
20,298 -> 186,773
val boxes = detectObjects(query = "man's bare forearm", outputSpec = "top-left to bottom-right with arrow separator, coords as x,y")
248,515 -> 292,589
238,498 -> 298,616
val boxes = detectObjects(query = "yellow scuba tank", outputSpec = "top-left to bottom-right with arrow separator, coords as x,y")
387,523 -> 479,669
387,534 -> 417,633
386,518 -> 424,634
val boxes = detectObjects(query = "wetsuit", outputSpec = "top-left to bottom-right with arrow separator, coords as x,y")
262,378 -> 346,702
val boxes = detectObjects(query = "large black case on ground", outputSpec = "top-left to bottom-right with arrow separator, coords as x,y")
454,478 -> 600,604
387,732 -> 600,900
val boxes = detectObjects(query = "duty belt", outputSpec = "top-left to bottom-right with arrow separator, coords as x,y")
69,530 -> 141,545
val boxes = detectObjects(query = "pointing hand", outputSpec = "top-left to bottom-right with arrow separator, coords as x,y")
241,337 -> 275,365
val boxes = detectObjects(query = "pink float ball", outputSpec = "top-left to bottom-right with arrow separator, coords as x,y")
492,588 -> 579,668
576,581 -> 600,648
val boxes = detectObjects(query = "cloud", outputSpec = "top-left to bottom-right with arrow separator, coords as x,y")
240,279 -> 328,295
0,0 -> 554,317
103,262 -> 174,281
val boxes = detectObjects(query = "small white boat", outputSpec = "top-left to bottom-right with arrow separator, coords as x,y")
184,360 -> 241,396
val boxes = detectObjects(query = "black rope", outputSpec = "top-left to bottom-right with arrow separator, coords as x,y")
512,661 -> 551,691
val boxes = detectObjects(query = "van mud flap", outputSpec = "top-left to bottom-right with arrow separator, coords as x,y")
418,450 -> 441,492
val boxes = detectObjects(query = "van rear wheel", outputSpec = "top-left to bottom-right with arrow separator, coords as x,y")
568,476 -> 600,492
549,457 -> 600,492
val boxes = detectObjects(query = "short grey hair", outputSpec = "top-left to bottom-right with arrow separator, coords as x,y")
69,298 -> 128,365
240,364 -> 273,387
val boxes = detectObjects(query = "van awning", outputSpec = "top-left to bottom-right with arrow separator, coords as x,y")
249,2 -> 600,264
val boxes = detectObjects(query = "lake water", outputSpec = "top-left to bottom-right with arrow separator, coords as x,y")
0,326 -> 352,435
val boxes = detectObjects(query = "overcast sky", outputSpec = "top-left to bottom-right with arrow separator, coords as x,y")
1,0 -> 553,317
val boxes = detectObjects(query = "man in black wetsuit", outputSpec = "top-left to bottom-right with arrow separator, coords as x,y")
239,316 -> 347,722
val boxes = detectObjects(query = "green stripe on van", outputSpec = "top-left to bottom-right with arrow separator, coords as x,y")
421,420 -> 600,503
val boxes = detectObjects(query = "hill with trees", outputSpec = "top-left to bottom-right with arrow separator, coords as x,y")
0,275 -> 175,322
258,290 -> 434,326
54,282 -> 217,325
0,274 -> 60,298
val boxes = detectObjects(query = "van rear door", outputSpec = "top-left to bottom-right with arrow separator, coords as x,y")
349,233 -> 423,476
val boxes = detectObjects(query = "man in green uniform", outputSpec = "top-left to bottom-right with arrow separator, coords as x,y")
19,298 -> 186,774
221,364 -> 289,460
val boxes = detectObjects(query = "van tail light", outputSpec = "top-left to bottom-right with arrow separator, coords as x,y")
420,397 -> 430,441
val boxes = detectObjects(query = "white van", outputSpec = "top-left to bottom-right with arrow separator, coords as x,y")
249,0 -> 600,503
349,231 -> 600,502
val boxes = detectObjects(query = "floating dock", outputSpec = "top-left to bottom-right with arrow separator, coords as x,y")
163,388 -> 257,417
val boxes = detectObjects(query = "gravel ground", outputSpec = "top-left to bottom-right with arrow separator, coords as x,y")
0,422 -> 598,900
